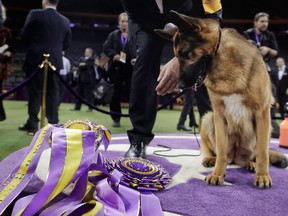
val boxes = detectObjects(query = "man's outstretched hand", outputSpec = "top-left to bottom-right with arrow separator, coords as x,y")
156,57 -> 179,95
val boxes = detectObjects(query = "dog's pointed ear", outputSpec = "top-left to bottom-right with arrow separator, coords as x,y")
170,10 -> 202,34
154,27 -> 178,41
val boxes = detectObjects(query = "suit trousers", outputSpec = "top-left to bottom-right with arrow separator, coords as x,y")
127,25 -> 165,145
26,67 -> 59,128
109,65 -> 132,123
178,89 -> 196,126
74,82 -> 94,110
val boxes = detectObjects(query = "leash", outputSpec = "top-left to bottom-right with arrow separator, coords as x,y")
152,126 -> 201,157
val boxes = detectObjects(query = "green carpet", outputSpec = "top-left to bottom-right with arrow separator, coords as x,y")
0,100 -> 199,161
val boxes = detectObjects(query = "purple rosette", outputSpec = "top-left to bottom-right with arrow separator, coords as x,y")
104,157 -> 172,191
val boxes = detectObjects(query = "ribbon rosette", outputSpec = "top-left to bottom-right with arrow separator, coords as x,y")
92,155 -> 172,216
105,157 -> 172,191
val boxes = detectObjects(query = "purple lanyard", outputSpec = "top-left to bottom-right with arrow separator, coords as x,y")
121,35 -> 127,47
254,30 -> 263,47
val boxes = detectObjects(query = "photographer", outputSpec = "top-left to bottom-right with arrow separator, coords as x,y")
243,12 -> 278,72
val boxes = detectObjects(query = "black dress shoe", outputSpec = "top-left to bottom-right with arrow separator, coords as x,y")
177,125 -> 192,131
112,121 -> 120,127
189,122 -> 199,128
27,128 -> 39,136
124,142 -> 147,158
18,124 -> 35,131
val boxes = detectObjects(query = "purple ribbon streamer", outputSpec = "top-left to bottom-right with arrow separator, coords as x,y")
96,178 -> 126,216
11,194 -> 35,216
39,169 -> 89,216
118,184 -> 140,216
141,192 -> 165,216
0,125 -> 53,215
18,128 -> 96,216
18,128 -> 69,216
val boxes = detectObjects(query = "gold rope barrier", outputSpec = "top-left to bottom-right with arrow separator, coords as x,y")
39,54 -> 56,128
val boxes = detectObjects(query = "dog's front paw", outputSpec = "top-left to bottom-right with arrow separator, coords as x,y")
205,173 -> 225,185
202,157 -> 216,167
254,174 -> 272,189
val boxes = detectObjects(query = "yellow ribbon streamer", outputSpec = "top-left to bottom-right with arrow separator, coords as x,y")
82,200 -> 103,216
0,124 -> 52,205
45,128 -> 84,204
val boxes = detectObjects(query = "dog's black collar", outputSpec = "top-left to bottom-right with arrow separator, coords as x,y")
213,28 -> 222,56
191,28 -> 222,91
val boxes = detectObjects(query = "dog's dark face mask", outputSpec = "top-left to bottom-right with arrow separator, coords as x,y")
178,57 -> 209,88
155,11 -> 219,89
173,30 -> 205,88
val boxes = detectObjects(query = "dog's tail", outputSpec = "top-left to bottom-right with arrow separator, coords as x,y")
269,150 -> 288,168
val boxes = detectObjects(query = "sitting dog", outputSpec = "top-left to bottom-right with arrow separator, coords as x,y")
155,11 -> 288,188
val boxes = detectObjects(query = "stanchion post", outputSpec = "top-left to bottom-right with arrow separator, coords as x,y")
39,54 -> 56,128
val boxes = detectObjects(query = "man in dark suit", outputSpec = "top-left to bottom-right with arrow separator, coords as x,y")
71,47 -> 96,112
275,57 -> 288,117
121,0 -> 222,158
0,3 -> 13,122
19,0 -> 72,134
102,12 -> 136,128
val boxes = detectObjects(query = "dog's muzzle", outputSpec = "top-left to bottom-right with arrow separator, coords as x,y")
179,56 -> 212,90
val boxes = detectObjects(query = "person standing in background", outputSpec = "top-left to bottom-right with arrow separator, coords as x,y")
275,57 -> 288,117
71,47 -> 96,112
0,3 -> 14,122
58,51 -> 71,107
102,12 -> 136,127
19,0 -> 72,134
243,12 -> 278,73
177,82 -> 198,132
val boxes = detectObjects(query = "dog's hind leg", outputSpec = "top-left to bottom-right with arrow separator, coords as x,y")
245,150 -> 288,173
269,150 -> 288,168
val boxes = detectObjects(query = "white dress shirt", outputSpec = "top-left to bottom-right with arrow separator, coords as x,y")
155,0 -> 163,13
278,65 -> 286,80
59,56 -> 71,76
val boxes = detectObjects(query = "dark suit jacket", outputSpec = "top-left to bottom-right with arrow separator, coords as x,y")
278,67 -> 288,95
121,0 -> 222,34
22,8 -> 72,71
103,29 -> 134,60
243,28 -> 279,63
78,56 -> 96,84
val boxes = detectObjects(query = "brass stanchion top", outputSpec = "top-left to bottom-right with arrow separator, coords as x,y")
39,53 -> 57,71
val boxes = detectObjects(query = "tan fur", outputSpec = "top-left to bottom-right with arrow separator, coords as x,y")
155,11 -> 287,188
199,25 -> 273,188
